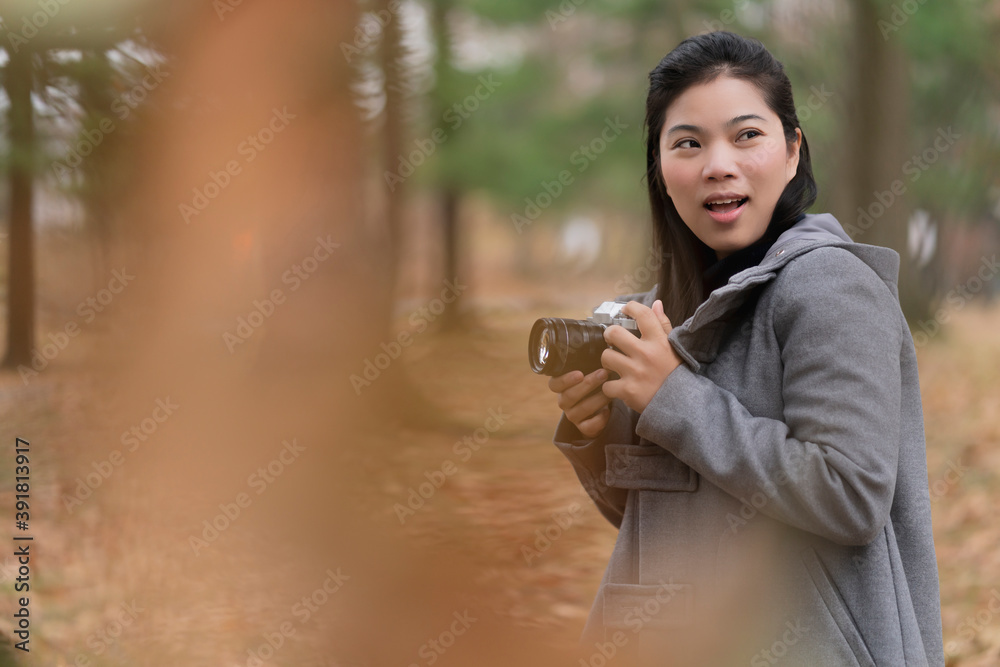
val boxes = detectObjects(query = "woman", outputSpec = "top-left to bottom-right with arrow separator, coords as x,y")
548,31 -> 943,666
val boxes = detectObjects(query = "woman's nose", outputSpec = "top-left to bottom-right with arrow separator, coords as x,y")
702,143 -> 739,181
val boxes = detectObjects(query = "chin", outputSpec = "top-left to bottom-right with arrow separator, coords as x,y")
717,226 -> 767,253
708,234 -> 745,255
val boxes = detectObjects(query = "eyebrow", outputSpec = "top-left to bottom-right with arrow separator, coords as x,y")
665,113 -> 767,136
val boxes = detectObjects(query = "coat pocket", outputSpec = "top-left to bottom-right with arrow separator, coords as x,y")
800,547 -> 876,667
604,443 -> 698,492
601,581 -> 694,631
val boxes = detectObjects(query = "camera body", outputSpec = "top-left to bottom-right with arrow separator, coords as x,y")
528,301 -> 640,376
589,301 -> 640,330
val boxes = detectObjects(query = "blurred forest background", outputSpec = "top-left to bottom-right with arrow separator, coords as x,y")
0,0 -> 996,665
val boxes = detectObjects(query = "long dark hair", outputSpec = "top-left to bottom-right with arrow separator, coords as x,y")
644,31 -> 817,325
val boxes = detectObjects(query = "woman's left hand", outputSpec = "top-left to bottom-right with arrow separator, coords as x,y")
601,300 -> 682,413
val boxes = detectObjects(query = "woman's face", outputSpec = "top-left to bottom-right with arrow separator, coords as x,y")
658,75 -> 801,260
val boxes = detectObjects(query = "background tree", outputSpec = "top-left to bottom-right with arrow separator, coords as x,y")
0,0 -> 157,367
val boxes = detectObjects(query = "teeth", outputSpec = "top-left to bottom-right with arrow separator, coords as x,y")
708,198 -> 743,205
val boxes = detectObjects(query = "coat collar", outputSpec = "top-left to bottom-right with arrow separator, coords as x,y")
643,214 -> 901,372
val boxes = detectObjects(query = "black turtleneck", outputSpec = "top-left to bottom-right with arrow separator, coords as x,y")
700,213 -> 806,296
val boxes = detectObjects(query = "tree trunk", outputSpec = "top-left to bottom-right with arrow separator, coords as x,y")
838,0 -> 928,321
438,186 -> 465,330
3,48 -> 36,369
76,50 -> 117,284
379,0 -> 406,298
430,0 -> 469,332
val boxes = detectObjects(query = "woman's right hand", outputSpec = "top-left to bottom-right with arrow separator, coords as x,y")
548,368 -> 612,439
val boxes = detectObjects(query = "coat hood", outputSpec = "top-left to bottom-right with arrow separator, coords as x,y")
648,212 -> 902,371
768,213 -> 900,296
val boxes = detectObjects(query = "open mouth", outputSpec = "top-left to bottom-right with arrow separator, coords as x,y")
704,197 -> 749,213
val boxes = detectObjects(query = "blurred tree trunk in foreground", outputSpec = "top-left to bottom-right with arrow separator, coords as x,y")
78,1 -> 576,663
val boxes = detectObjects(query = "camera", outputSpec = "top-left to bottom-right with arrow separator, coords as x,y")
528,301 -> 640,376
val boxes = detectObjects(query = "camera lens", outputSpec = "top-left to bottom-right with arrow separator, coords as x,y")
537,329 -> 551,366
528,318 -> 608,376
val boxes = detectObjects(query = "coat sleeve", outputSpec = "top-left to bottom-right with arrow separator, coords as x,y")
550,285 -> 656,528
635,247 -> 903,546
553,397 -> 638,528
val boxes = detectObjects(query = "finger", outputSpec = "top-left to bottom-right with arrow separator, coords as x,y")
565,390 -> 612,425
548,370 -> 583,394
652,299 -> 672,335
600,345 -> 632,377
601,375 -> 621,401
603,323 -> 642,357
558,368 -> 608,409
622,300 -> 666,341
577,405 -> 611,439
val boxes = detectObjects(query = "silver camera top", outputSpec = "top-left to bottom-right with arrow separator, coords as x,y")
589,301 -> 639,331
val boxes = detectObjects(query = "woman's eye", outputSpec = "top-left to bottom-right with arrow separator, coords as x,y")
674,139 -> 699,149
738,129 -> 761,141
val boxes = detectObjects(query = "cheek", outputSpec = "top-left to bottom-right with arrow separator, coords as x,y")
658,154 -> 671,185
660,158 -> 696,197
743,144 -> 788,192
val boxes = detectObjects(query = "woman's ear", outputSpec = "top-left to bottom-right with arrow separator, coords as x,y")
785,128 -> 802,182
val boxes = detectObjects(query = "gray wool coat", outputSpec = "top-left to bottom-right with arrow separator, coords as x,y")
553,213 -> 944,666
